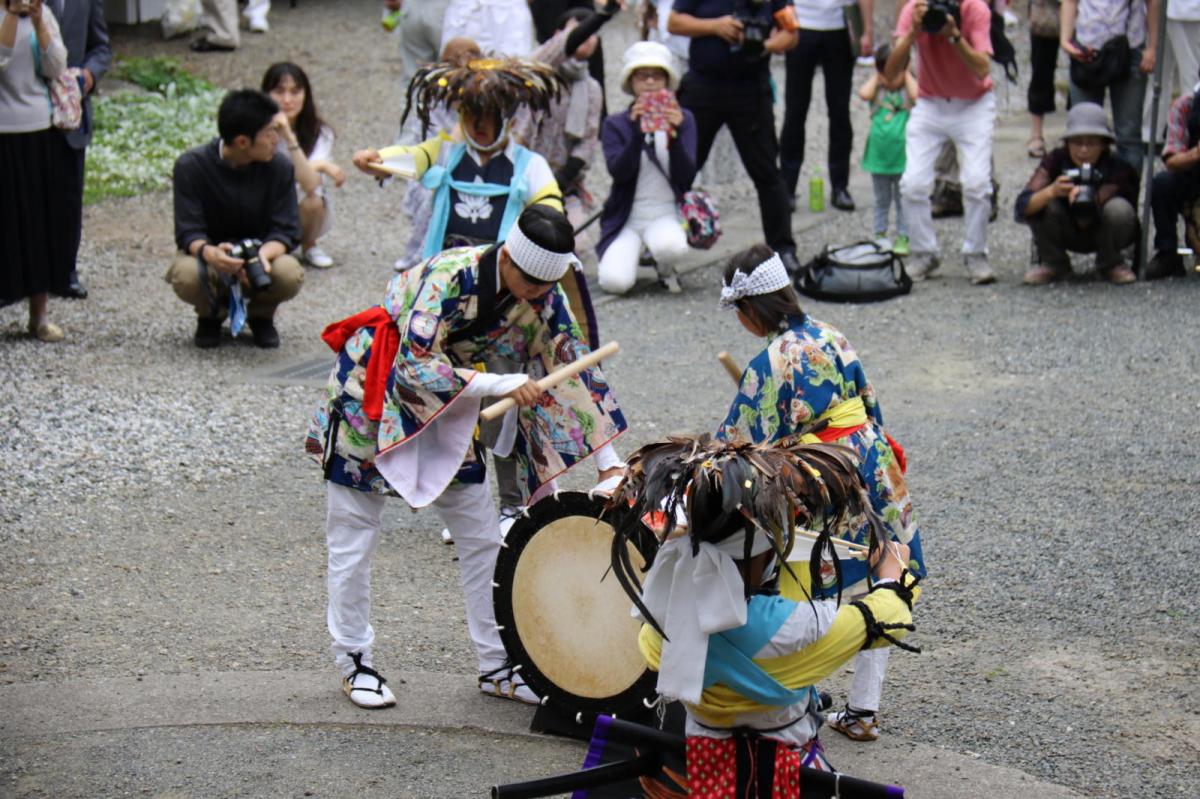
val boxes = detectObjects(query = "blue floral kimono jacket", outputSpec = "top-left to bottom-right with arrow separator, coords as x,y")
306,244 -> 626,505
716,315 -> 924,597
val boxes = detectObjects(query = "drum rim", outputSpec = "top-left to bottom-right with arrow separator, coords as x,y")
493,491 -> 658,716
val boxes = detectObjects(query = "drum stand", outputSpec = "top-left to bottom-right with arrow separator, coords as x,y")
528,700 -> 685,742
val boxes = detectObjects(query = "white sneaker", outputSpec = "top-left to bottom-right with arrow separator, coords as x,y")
659,273 -> 682,294
479,663 -> 540,705
303,245 -> 334,269
964,253 -> 996,285
906,253 -> 941,282
440,527 -> 453,545
342,656 -> 396,709
246,15 -> 269,33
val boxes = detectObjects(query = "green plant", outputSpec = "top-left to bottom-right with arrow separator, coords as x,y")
84,57 -> 223,204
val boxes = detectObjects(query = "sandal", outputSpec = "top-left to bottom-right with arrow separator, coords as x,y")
479,661 -> 540,705
341,652 -> 396,708
1026,135 -> 1046,158
28,321 -> 64,343
826,704 -> 880,742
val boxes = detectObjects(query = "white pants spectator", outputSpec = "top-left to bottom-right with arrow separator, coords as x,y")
900,92 -> 995,257
243,0 -> 270,28
325,480 -> 506,678
598,206 -> 687,295
1143,19 -> 1200,141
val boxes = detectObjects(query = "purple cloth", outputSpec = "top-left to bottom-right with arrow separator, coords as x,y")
596,108 -> 698,258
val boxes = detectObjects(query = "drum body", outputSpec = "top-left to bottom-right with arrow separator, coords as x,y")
493,491 -> 657,718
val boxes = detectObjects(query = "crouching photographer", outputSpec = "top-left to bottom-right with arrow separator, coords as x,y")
167,90 -> 304,348
1017,103 -> 1139,285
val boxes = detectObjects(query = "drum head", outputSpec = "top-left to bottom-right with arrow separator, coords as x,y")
493,491 -> 656,716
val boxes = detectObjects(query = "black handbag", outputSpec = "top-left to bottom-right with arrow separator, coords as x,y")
795,242 -> 912,303
1069,34 -> 1132,92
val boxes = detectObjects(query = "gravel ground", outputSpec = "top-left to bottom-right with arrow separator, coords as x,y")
1,2 -> 1198,798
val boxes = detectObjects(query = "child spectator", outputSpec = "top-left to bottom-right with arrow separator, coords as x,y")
262,62 -> 344,268
597,41 -> 697,294
859,43 -> 917,255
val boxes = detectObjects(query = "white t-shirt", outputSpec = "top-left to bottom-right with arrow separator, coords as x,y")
441,0 -> 534,56
792,0 -> 853,31
631,132 -> 677,224
1167,0 -> 1200,21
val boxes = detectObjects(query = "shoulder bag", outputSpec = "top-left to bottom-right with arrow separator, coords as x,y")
795,241 -> 912,303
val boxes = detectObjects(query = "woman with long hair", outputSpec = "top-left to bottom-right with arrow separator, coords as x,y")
262,62 -> 343,268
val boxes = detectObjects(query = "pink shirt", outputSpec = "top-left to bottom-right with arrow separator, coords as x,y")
896,0 -> 994,101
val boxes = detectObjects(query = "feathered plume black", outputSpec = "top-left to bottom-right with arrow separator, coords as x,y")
605,435 -> 886,638
401,56 -> 565,133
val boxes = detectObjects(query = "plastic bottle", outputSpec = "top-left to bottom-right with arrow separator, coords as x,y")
809,172 -> 825,213
381,7 -> 403,31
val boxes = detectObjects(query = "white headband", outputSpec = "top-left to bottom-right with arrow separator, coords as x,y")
635,529 -> 774,704
719,252 -> 792,310
505,221 -> 580,282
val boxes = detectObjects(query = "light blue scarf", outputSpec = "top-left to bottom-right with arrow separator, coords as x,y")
420,142 -> 533,259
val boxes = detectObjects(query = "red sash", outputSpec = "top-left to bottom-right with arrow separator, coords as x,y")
321,307 -> 399,422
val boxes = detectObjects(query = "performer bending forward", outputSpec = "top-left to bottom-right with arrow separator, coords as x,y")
715,244 -> 925,742
305,206 -> 627,708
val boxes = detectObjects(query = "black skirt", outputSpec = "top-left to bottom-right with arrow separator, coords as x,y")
0,127 -> 72,303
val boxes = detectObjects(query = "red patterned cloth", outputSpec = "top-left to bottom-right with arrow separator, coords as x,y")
320,306 -> 398,422
685,736 -> 802,799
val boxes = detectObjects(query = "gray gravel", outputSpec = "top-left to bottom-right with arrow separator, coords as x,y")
1,2 -> 1198,798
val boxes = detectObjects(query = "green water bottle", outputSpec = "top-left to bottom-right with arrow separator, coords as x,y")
809,172 -> 825,213
381,7 -> 403,31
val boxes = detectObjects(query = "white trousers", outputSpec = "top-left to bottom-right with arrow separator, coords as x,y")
597,212 -> 688,295
900,92 -> 995,257
325,480 -> 507,678
1144,21 -> 1200,141
848,647 -> 890,713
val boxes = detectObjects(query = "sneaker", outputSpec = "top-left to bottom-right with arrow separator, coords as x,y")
194,317 -> 221,348
245,13 -> 269,32
1144,250 -> 1185,280
964,253 -> 996,285
1023,263 -> 1067,286
892,234 -> 910,256
659,273 -> 682,294
479,662 -> 540,705
826,704 -> 880,742
906,253 -> 940,282
872,234 -> 892,251
303,246 -> 334,269
342,653 -> 396,709
248,318 -> 280,349
1104,263 -> 1137,285
779,249 -> 803,276
832,187 -> 856,211
440,527 -> 453,545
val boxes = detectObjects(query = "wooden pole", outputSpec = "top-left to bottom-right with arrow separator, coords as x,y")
480,341 -> 620,422
717,351 -> 742,385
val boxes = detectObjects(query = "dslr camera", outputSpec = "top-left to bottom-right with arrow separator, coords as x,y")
921,0 -> 961,33
732,0 -> 773,59
1064,163 -> 1104,223
229,238 -> 272,291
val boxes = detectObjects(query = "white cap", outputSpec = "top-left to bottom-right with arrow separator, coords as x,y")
619,41 -> 680,95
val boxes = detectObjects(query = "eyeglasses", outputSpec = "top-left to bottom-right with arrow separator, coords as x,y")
631,69 -> 666,82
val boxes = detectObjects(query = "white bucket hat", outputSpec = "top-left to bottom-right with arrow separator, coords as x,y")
619,41 -> 680,95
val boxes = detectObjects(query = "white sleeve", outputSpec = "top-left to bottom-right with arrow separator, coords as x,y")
755,599 -> 840,659
309,125 -> 335,162
523,152 -> 557,199
458,371 -> 530,398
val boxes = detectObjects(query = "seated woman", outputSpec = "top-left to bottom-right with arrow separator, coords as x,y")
608,435 -> 920,793
597,41 -> 696,295
715,244 -> 924,743
262,62 -> 344,269
1016,102 -> 1140,286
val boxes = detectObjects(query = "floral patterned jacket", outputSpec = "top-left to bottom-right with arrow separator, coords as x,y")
716,315 -> 924,596
306,244 -> 626,500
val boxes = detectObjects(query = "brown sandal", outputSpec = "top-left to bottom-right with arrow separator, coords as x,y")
1026,135 -> 1046,158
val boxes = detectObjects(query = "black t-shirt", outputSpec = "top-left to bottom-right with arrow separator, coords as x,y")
672,0 -> 789,83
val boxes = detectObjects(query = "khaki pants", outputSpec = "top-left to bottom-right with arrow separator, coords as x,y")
199,0 -> 240,48
166,253 -> 303,320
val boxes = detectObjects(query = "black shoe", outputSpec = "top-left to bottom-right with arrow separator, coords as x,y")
831,187 -> 855,211
194,317 -> 221,349
190,37 -> 236,52
779,249 -> 803,276
64,277 -> 88,300
1144,250 -> 1185,280
249,318 -> 280,348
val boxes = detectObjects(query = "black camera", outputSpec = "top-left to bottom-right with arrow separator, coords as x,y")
229,238 -> 271,291
921,0 -> 961,33
1064,163 -> 1104,223
732,0 -> 773,59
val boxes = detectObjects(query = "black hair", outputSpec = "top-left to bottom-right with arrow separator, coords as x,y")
874,41 -> 893,74
512,204 -> 574,285
723,244 -> 805,332
261,62 -> 330,158
217,90 -> 279,145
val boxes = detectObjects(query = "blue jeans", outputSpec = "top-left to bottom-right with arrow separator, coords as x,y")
1068,47 -> 1148,169
871,173 -> 907,237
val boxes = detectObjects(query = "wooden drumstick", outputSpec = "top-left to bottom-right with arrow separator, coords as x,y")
480,341 -> 620,422
717,351 -> 742,385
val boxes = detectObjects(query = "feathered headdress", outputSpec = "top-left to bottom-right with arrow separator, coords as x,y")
606,434 -> 885,639
401,56 -> 566,133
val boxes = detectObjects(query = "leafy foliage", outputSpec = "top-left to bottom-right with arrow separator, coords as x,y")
84,57 -> 224,204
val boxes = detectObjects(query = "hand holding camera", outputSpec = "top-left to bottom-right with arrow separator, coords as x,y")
1063,163 -> 1103,224
6,0 -> 41,21
229,238 -> 272,291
